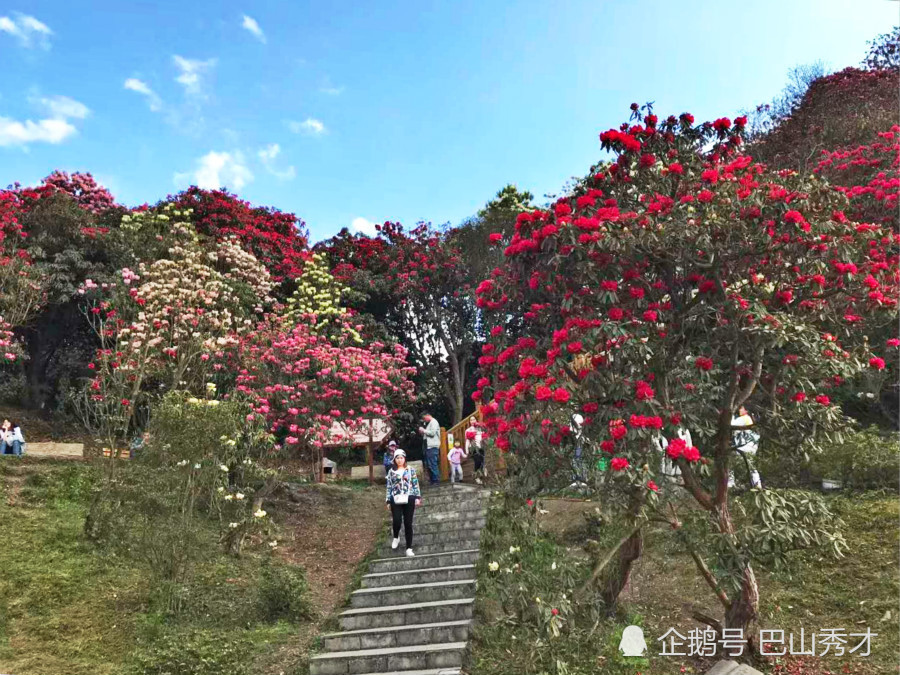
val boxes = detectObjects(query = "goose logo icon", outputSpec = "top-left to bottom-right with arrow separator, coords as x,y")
619,625 -> 647,657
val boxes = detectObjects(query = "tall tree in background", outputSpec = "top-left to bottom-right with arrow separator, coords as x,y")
452,184 -> 535,287
317,222 -> 477,424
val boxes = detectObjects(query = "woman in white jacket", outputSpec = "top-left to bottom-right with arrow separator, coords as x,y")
0,419 -> 25,456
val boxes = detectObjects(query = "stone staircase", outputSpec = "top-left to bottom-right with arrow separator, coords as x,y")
309,483 -> 490,675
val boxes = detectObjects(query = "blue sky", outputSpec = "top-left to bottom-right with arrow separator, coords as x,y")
0,1 -> 896,242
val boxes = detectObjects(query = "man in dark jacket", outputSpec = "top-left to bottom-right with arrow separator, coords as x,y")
383,440 -> 397,478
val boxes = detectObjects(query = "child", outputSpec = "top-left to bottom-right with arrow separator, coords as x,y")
447,440 -> 467,484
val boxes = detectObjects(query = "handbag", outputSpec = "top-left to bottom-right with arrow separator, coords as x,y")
393,493 -> 409,505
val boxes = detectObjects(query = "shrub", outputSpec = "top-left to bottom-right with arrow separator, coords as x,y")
129,628 -> 254,675
256,558 -> 314,622
810,426 -> 899,490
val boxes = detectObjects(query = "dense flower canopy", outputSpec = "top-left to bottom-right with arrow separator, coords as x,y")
169,186 -> 309,287
474,109 -> 898,490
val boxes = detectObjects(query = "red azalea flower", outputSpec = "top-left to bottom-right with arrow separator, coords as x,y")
647,480 -> 659,492
793,392 -> 807,402
610,457 -> 629,471
683,446 -> 701,462
552,388 -> 570,403
869,356 -> 886,370
695,356 -> 713,371
488,233 -> 503,244
815,395 -> 831,405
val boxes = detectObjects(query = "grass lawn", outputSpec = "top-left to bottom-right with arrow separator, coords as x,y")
0,458 -> 386,675
471,491 -> 899,675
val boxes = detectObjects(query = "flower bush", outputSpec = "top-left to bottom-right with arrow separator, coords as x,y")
168,186 -> 308,287
474,105 -> 898,637
236,315 -> 416,476
73,207 -> 273,465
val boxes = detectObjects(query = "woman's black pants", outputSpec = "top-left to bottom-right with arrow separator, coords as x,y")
390,499 -> 416,548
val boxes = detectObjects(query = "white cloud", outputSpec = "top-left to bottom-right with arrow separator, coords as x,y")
0,117 -> 76,147
32,94 -> 90,120
350,217 -> 378,236
172,55 -> 217,98
257,143 -> 296,179
124,78 -> 162,111
0,13 -> 52,49
319,77 -> 343,96
241,15 -> 266,43
176,151 -> 253,191
257,143 -> 296,180
1,92 -> 88,148
288,118 -> 326,136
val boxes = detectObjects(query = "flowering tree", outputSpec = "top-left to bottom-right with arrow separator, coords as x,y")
39,170 -> 118,214
281,251 -> 354,337
0,191 -> 47,361
474,107 -> 899,640
74,207 -> 273,465
236,315 -> 416,479
168,187 -> 308,288
318,222 -> 477,423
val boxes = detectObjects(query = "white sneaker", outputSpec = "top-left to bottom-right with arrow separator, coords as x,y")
405,548 -> 415,557
391,537 -> 400,550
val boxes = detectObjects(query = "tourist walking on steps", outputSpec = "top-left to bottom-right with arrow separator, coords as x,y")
382,440 -> 398,478
385,449 -> 421,557
447,440 -> 467,484
0,419 -> 25,456
418,412 -> 441,485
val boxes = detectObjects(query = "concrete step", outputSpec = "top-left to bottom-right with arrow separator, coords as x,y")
339,598 -> 474,631
321,619 -> 471,651
350,579 -> 475,608
308,641 -> 466,675
414,505 -> 488,522
361,564 -> 475,589
378,537 -> 481,557
412,516 -> 486,534
382,526 -> 483,549
368,549 -> 479,575
417,492 -> 489,507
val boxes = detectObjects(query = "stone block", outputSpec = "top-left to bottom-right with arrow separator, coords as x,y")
706,660 -> 764,675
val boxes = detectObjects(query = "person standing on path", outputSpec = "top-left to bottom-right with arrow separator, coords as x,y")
418,412 -> 441,485
382,440 -> 398,478
447,440 -> 467,484
385,449 -> 422,557
465,420 -> 485,483
731,406 -> 763,489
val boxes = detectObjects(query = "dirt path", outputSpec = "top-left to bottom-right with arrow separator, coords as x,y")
275,482 -> 387,616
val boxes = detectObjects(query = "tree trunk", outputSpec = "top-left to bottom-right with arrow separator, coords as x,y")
599,527 -> 643,608
725,563 -> 760,636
